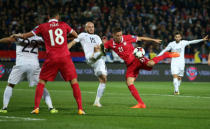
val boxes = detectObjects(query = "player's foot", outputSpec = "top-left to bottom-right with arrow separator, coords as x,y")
93,102 -> 102,107
31,108 -> 39,114
0,108 -> 7,113
49,108 -> 58,114
130,103 -> 146,108
165,52 -> 180,58
174,91 -> 180,95
78,109 -> 86,115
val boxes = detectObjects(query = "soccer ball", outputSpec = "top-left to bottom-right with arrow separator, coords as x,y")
133,47 -> 145,58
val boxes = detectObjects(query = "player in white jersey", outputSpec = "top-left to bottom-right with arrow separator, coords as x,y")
158,32 -> 208,95
0,35 -> 57,113
68,22 -> 107,107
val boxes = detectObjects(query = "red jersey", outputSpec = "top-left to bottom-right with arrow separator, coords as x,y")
104,35 -> 138,65
32,19 -> 73,59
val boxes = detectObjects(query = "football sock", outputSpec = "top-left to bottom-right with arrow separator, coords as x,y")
71,83 -> 83,110
43,88 -> 53,109
152,52 -> 169,64
3,86 -> 13,109
128,84 -> 144,104
34,83 -> 45,109
173,78 -> 179,92
95,83 -> 106,103
178,79 -> 182,87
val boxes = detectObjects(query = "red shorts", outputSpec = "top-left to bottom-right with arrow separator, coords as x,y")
126,57 -> 152,79
39,55 -> 77,81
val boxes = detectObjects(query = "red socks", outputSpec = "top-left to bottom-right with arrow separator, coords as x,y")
71,83 -> 83,110
152,52 -> 167,64
128,84 -> 144,104
34,83 -> 45,109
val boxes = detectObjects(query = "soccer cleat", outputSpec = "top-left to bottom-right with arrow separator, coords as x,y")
78,109 -> 86,115
0,108 -> 7,113
165,52 -> 180,58
174,91 -> 180,95
31,108 -> 39,114
49,108 -> 58,114
130,103 -> 146,108
93,102 -> 102,107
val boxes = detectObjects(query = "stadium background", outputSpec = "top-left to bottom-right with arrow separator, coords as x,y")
0,0 -> 209,81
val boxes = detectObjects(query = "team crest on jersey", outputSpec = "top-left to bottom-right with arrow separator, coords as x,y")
123,42 -> 127,46
0,64 -> 5,78
186,66 -> 198,81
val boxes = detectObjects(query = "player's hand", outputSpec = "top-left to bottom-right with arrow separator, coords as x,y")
94,45 -> 100,52
102,36 -> 108,44
10,33 -> 22,38
203,35 -> 208,41
153,39 -> 162,44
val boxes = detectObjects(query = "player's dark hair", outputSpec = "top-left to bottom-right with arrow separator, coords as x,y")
48,7 -> 60,18
174,31 -> 182,36
112,27 -> 122,34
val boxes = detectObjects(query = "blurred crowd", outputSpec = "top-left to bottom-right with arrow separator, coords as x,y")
0,0 -> 209,62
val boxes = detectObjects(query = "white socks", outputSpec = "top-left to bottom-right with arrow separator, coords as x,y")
178,80 -> 181,87
173,78 -> 179,92
43,88 -> 53,109
95,83 -> 106,103
3,86 -> 13,109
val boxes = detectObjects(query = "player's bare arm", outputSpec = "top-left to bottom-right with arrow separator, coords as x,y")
12,32 -> 34,39
137,37 -> 162,44
0,36 -> 16,43
203,35 -> 208,41
70,30 -> 78,38
68,40 -> 77,49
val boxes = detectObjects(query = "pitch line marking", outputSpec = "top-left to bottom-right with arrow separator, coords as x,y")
0,116 -> 45,121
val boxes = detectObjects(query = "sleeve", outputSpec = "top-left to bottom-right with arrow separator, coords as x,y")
32,25 -> 42,36
183,39 -> 204,46
73,33 -> 83,42
124,35 -> 138,43
104,41 -> 110,49
97,35 -> 102,45
65,23 -> 73,34
157,43 -> 172,56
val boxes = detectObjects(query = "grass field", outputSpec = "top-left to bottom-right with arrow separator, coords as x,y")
0,81 -> 210,129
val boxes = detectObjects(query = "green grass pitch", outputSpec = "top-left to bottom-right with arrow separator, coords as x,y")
0,81 -> 210,129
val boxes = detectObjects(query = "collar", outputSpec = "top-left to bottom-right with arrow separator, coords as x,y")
48,19 -> 58,22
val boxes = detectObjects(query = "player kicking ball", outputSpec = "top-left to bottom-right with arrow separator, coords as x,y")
12,8 -> 85,115
158,32 -> 208,95
68,22 -> 107,107
0,35 -> 57,114
103,27 -> 179,108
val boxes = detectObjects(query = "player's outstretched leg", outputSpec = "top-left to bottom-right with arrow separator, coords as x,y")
31,81 -> 45,114
70,79 -> 85,115
43,88 -> 58,114
152,52 -> 180,64
0,84 -> 14,113
126,77 -> 146,108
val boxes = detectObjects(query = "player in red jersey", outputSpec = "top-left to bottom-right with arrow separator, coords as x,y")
13,8 -> 85,115
103,27 -> 179,108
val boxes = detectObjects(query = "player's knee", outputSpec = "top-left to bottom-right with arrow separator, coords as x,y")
99,75 -> 107,83
147,60 -> 155,67
70,78 -> 78,84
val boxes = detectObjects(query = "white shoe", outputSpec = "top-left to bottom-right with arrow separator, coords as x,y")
93,102 -> 102,107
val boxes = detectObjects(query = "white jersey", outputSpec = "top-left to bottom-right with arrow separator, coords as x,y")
15,36 -> 43,66
74,32 -> 102,63
158,39 -> 203,66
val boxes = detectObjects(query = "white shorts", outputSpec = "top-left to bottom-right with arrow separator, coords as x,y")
90,58 -> 107,77
8,65 -> 40,87
171,64 -> 185,77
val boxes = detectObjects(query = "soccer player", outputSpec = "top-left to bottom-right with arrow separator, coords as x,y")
12,8 -> 85,115
68,22 -> 107,107
0,35 -> 57,113
157,32 -> 208,95
103,27 -> 179,108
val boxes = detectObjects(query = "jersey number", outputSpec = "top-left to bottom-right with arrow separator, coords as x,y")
49,28 -> 64,46
22,39 -> 38,54
118,47 -> 124,52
